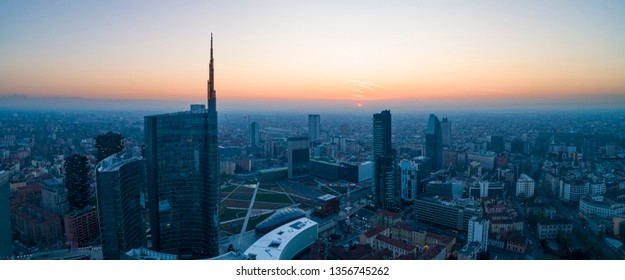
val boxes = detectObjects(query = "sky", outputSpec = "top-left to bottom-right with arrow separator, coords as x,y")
1,0 -> 625,112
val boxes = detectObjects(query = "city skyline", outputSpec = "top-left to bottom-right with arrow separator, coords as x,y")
2,1 -> 625,112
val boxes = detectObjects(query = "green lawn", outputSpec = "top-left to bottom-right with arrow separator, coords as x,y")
221,185 -> 238,193
220,208 -> 247,221
254,193 -> 292,204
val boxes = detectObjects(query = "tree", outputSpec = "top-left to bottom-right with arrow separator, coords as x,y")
65,154 -> 90,210
95,132 -> 124,162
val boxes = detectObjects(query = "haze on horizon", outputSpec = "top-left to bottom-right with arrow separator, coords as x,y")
1,0 -> 625,111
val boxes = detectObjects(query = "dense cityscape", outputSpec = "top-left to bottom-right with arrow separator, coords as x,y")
1,91 -> 625,259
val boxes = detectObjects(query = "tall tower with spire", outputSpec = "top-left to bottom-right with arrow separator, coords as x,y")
144,34 -> 220,259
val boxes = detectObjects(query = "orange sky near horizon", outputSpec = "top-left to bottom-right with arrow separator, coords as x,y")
1,1 -> 624,109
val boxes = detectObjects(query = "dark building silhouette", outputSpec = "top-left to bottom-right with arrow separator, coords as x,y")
0,171 -> 12,259
95,132 -> 124,162
308,114 -> 320,141
425,114 -> 443,172
489,135 -> 504,153
441,117 -> 451,147
373,110 -> 398,210
96,151 -> 147,260
511,140 -> 529,154
145,34 -> 220,259
64,154 -> 91,211
287,136 -> 310,179
249,122 -> 260,147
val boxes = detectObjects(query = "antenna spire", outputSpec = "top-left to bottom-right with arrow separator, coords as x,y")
208,33 -> 216,112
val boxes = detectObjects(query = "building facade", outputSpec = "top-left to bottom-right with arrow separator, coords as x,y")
249,122 -> 260,147
516,174 -> 535,198
287,136 -> 310,179
308,114 -> 320,141
537,219 -> 573,239
425,114 -> 442,172
414,196 -> 482,231
40,178 -> 69,217
399,159 -> 418,201
441,117 -> 451,147
467,216 -> 489,253
0,171 -> 12,259
64,207 -> 99,244
373,110 -> 398,210
96,151 -> 147,260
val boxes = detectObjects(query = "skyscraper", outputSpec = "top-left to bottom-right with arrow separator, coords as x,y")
425,114 -> 443,172
372,110 -> 398,210
249,122 -> 260,147
288,136 -> 310,179
96,151 -> 147,260
308,114 -> 320,141
0,171 -> 12,259
441,117 -> 451,147
145,34 -> 219,259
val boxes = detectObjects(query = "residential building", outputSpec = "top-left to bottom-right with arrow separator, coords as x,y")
64,207 -> 99,244
40,178 -> 69,217
537,219 -> 573,239
516,174 -> 535,198
579,196 -> 625,218
414,196 -> 482,231
372,234 -> 417,259
467,216 -> 489,253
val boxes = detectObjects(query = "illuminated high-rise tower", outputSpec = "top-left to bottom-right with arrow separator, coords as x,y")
145,34 -> 220,259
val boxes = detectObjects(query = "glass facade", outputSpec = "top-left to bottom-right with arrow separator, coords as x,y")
96,152 -> 147,260
145,108 -> 219,259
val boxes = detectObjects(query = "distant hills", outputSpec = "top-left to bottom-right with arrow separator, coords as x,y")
0,94 -> 190,112
1,93 -> 623,113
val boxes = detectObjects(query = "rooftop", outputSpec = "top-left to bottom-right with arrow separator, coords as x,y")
518,174 -> 533,182
97,151 -> 142,173
375,235 -> 416,252
244,217 -> 318,260
363,225 -> 388,238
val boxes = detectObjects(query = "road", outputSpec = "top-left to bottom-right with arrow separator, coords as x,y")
554,200 -> 620,260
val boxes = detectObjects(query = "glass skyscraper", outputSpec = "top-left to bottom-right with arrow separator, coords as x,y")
145,34 -> 220,259
426,114 -> 443,172
373,110 -> 398,210
96,151 -> 147,260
